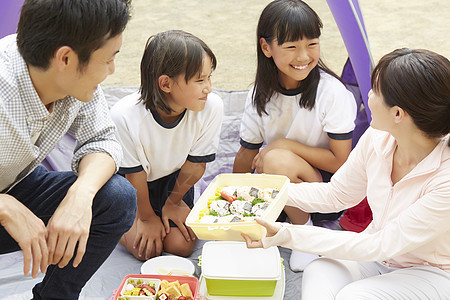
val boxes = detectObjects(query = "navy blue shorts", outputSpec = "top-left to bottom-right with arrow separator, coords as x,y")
147,169 -> 194,227
311,169 -> 342,222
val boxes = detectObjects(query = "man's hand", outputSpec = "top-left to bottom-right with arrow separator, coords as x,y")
133,214 -> 166,260
46,187 -> 93,269
241,217 -> 282,248
161,198 -> 196,242
0,194 -> 48,278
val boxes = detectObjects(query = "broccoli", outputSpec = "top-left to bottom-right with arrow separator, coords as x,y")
252,198 -> 265,206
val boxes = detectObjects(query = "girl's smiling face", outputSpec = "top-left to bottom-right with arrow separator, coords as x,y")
261,36 -> 320,89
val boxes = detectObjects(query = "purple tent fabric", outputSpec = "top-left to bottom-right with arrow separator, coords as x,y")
327,0 -> 374,123
327,0 -> 374,232
327,0 -> 375,147
0,0 -> 24,38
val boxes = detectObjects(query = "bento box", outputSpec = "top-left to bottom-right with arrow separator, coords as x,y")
186,173 -> 289,241
200,241 -> 282,297
112,274 -> 199,300
186,174 -> 289,241
114,276 -> 161,300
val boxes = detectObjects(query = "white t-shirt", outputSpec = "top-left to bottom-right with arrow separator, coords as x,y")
240,72 -> 357,150
111,92 -> 223,182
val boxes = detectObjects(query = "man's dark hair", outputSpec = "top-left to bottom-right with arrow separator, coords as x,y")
17,0 -> 132,71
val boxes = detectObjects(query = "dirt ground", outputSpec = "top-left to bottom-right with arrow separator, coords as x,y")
103,0 -> 450,91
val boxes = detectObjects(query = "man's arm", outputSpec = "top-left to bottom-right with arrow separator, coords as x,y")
46,152 -> 115,268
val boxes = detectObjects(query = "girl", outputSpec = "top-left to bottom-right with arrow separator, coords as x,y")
243,49 -> 450,299
111,30 -> 223,260
233,0 -> 357,271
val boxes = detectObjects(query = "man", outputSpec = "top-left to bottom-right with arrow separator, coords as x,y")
0,0 -> 137,298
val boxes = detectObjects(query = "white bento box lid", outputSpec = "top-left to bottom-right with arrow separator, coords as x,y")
201,241 -> 281,280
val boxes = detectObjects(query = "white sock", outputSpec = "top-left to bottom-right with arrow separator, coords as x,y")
289,217 -> 319,272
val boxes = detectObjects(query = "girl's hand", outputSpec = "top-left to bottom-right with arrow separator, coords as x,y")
241,217 -> 282,248
161,198 -> 196,242
134,215 -> 166,259
251,139 -> 288,172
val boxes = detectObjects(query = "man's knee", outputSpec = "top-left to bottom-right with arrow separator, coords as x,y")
95,174 -> 137,228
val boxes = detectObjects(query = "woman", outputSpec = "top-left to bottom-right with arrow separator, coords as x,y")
242,48 -> 450,299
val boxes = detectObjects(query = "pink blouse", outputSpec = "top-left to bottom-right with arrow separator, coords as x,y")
262,128 -> 450,273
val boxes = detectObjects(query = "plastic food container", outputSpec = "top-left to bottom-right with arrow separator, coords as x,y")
201,241 -> 282,297
116,276 -> 161,300
112,275 -> 199,300
186,173 -> 289,241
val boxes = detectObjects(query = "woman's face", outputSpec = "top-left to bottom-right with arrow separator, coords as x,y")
368,89 -> 394,131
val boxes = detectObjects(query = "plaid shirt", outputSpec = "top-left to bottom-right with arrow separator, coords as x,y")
0,34 -> 122,192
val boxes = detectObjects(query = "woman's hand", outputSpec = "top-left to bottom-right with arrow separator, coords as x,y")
241,217 -> 282,248
134,214 -> 166,259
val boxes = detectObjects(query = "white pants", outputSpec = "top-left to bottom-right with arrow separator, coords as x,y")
302,258 -> 450,300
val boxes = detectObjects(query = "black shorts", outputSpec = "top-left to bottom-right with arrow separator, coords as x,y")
311,169 -> 342,222
147,169 -> 194,227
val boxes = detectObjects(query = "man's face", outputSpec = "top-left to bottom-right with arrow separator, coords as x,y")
65,33 -> 123,102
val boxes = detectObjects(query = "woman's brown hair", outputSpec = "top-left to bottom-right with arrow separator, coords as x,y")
371,48 -> 450,145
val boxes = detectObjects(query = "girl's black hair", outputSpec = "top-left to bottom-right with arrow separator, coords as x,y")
372,48 -> 450,145
139,30 -> 216,114
17,0 -> 131,71
254,0 -> 340,116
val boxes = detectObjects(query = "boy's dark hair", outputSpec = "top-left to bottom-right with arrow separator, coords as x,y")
139,30 -> 217,114
372,48 -> 450,145
254,0 -> 340,116
17,0 -> 132,71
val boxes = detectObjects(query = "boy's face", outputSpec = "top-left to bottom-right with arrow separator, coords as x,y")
64,33 -> 123,102
166,55 -> 213,113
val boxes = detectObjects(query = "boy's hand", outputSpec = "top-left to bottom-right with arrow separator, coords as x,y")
0,194 -> 49,278
241,217 -> 282,248
134,214 -> 166,259
161,198 -> 196,242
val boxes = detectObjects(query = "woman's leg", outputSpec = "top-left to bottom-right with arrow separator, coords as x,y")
302,257 -> 382,300
336,264 -> 450,300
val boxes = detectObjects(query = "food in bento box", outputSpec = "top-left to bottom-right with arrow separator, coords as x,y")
197,186 -> 279,223
119,278 -> 157,298
157,279 -> 194,300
